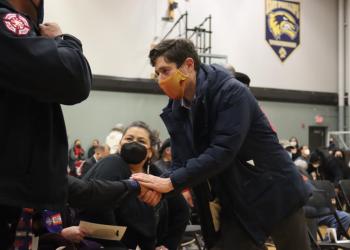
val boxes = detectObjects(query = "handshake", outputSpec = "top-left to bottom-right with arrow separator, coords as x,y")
131,173 -> 194,208
131,173 -> 174,207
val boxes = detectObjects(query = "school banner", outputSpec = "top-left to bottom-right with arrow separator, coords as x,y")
266,0 -> 300,62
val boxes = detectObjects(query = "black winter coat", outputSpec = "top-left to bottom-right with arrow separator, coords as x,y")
0,2 -> 91,209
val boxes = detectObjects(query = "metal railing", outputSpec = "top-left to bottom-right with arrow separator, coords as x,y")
161,12 -> 223,64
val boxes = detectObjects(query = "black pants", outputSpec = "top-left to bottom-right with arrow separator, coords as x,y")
0,205 -> 22,250
211,208 -> 311,250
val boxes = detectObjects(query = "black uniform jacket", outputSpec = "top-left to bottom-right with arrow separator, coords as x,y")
67,175 -> 139,209
0,2 -> 92,209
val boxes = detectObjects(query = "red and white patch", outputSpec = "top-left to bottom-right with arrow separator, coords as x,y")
51,213 -> 62,226
2,13 -> 31,36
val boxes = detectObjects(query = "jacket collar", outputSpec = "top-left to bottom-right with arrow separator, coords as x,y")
0,1 -> 16,11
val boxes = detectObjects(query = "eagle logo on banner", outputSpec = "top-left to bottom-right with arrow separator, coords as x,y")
266,0 -> 300,62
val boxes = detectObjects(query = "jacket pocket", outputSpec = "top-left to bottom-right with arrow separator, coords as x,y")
242,172 -> 286,205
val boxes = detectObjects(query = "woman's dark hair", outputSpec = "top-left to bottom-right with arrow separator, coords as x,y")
289,136 -> 299,144
122,121 -> 160,164
122,121 -> 158,147
149,39 -> 201,72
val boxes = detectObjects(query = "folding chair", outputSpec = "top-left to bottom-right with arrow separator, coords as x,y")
311,180 -> 343,211
178,224 -> 204,250
305,181 -> 350,249
339,180 -> 350,212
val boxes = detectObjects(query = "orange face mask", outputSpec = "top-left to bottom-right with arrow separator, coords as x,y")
158,69 -> 189,100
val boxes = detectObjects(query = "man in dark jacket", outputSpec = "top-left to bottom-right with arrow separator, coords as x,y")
0,0 -> 91,248
133,39 -> 312,250
80,144 -> 110,177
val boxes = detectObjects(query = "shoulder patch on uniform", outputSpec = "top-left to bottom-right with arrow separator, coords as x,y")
2,13 -> 31,36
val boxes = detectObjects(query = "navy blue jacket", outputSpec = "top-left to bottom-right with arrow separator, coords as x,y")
161,64 -> 311,246
0,2 -> 91,209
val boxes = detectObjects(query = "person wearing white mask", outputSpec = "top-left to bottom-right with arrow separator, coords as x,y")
294,145 -> 311,171
105,123 -> 124,154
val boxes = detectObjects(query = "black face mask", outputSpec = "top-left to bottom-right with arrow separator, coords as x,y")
120,142 -> 147,164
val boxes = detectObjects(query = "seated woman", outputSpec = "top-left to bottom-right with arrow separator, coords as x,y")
81,121 -> 189,250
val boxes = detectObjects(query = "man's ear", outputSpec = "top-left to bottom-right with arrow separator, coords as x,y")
184,57 -> 195,70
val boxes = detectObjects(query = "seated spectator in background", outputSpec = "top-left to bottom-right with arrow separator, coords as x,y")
307,149 -> 327,180
328,137 -> 337,151
81,121 -> 189,250
80,144 -> 110,177
153,138 -> 172,172
106,123 -> 124,154
299,169 -> 350,240
68,139 -> 85,176
294,145 -> 311,171
87,139 -> 100,158
289,136 -> 301,160
325,149 -> 349,184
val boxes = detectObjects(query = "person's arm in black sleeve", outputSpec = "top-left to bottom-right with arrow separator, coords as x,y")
0,13 -> 91,105
67,175 -> 140,208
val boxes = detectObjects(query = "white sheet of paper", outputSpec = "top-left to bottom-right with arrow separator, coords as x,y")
79,220 -> 127,241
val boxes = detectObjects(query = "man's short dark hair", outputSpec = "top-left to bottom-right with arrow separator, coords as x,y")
149,39 -> 201,72
94,145 -> 106,153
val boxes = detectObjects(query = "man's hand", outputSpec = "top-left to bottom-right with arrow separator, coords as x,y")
138,179 -> 150,197
132,173 -> 174,193
60,226 -> 86,243
39,22 -> 62,38
139,188 -> 162,207
137,180 -> 161,206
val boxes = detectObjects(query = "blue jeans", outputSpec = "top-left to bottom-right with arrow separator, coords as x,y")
318,210 -> 350,237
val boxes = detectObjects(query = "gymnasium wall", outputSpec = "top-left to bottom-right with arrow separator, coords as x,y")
45,0 -> 338,92
62,90 -> 337,147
